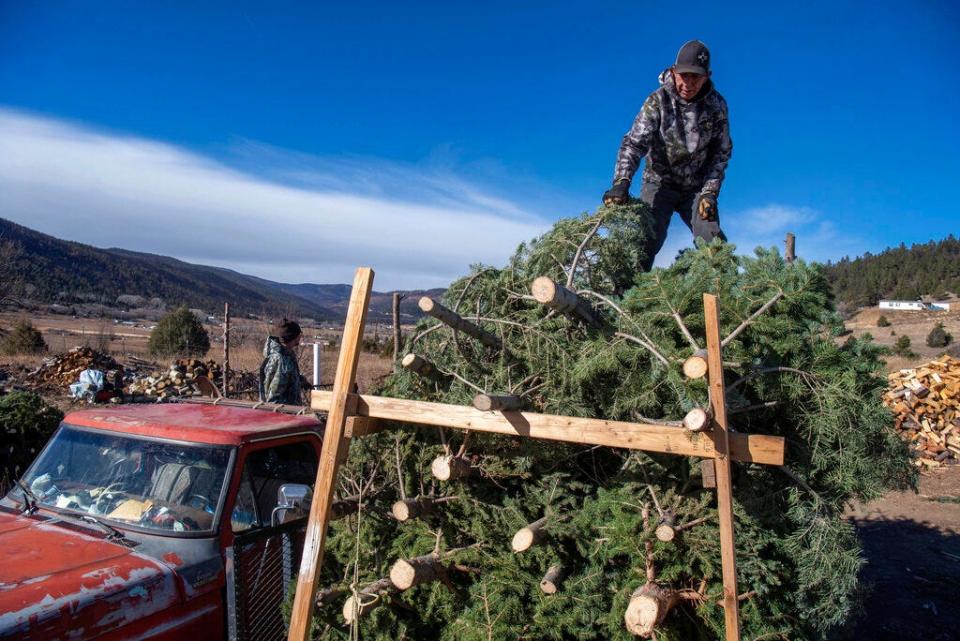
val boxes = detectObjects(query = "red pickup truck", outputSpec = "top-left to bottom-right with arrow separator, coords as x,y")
0,403 -> 325,641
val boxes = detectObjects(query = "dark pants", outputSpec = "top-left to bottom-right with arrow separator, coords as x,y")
639,180 -> 726,271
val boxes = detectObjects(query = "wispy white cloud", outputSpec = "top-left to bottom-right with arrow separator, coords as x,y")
653,203 -> 864,267
0,108 -> 550,290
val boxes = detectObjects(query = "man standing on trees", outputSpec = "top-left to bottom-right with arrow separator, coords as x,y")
603,40 -> 732,270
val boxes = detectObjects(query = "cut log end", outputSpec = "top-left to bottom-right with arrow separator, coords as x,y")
530,276 -> 559,305
624,583 -> 681,637
342,593 -> 378,625
431,454 -> 472,481
511,516 -> 548,552
389,559 -> 418,591
683,407 -> 712,432
389,555 -> 441,591
682,350 -> 709,379
391,500 -> 413,522
655,523 -> 676,542
417,296 -> 436,313
539,564 -> 565,595
473,393 -> 522,412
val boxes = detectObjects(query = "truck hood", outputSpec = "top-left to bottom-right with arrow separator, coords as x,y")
0,510 -> 181,640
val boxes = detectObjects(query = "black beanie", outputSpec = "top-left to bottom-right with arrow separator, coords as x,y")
278,318 -> 302,344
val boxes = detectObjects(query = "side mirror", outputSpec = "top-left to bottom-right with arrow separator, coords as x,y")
271,484 -> 312,526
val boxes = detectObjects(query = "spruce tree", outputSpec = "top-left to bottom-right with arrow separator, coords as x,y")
308,201 -> 915,640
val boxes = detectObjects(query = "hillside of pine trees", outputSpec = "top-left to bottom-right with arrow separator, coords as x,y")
824,235 -> 960,307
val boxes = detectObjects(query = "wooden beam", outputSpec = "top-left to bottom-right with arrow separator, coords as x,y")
311,391 -> 785,465
704,293 -> 741,641
288,267 -> 374,641
418,297 -> 500,348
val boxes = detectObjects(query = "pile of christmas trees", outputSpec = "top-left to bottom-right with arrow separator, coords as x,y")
309,201 -> 915,640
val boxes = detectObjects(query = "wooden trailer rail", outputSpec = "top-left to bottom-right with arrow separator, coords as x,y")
287,267 -> 785,641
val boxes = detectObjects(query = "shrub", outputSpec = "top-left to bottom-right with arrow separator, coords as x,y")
148,306 -> 210,358
0,320 -> 47,356
0,392 -> 63,494
926,322 -> 953,348
893,335 -> 915,357
877,315 -> 891,327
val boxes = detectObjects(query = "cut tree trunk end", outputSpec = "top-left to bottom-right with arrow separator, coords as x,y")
401,353 -> 448,382
683,407 -> 713,432
418,297 -> 501,348
511,516 -> 548,552
473,393 -> 522,412
624,582 -> 682,637
539,564 -> 566,594
530,276 -> 599,326
431,454 -> 474,481
683,349 -> 709,379
392,497 -> 437,521
342,578 -> 394,624
389,554 -> 443,591
655,513 -> 677,542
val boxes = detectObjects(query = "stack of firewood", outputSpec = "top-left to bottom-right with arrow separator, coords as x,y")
884,355 -> 960,468
126,358 -> 222,400
26,347 -> 123,390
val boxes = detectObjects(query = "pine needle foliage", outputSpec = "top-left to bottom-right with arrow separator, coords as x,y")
0,320 -> 47,356
147,306 -> 210,358
311,200 -> 915,640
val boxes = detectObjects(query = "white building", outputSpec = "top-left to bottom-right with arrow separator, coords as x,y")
879,300 -> 925,311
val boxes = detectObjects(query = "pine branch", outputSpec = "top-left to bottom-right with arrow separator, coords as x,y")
567,216 -> 605,288
720,289 -> 784,347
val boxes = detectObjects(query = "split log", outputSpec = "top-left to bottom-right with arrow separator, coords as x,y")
511,516 -> 548,552
389,553 -> 443,591
624,582 -> 682,637
530,276 -> 599,326
683,407 -> 713,432
539,564 -> 566,594
682,349 -> 709,379
342,577 -> 394,624
431,454 -> 474,481
473,393 -> 522,412
418,297 -> 500,348
401,353 -> 449,382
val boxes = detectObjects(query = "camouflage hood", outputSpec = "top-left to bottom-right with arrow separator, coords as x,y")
613,67 -> 732,196
258,336 -> 302,404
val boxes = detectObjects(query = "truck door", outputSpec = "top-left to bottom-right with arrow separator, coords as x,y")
225,439 -> 319,641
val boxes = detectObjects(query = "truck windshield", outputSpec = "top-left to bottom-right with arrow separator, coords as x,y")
15,425 -> 231,535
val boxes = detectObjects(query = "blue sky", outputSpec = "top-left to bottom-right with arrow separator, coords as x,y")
0,1 -> 957,289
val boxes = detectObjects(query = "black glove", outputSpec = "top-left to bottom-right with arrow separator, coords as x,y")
602,180 -> 630,205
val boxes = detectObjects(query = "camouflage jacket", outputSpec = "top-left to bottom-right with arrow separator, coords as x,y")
614,69 -> 732,196
258,336 -> 301,405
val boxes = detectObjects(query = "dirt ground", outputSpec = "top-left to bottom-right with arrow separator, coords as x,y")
837,465 -> 960,640
845,300 -> 959,372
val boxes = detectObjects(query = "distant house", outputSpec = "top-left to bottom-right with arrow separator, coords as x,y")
878,300 -> 951,312
878,300 -> 925,311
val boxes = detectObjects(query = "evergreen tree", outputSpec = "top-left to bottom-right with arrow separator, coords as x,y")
876,315 -> 890,328
147,306 -> 210,358
309,201 -> 915,640
925,322 -> 952,348
0,392 -> 63,494
0,320 -> 47,355
893,335 -> 915,358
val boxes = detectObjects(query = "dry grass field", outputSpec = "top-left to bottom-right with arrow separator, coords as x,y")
843,300 -> 960,372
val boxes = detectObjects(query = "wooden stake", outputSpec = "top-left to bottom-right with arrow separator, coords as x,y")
703,293 -> 741,640
390,553 -> 443,591
222,302 -> 230,398
402,353 -> 448,382
392,292 -> 402,365
473,393 -> 522,412
431,454 -> 474,481
539,564 -> 566,594
785,233 -> 796,264
530,276 -> 599,326
683,349 -> 709,379
287,267 -> 374,641
418,297 -> 500,348
511,516 -> 548,552
683,407 -> 712,432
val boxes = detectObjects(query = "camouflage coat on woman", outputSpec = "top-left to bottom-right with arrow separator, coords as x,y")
258,336 -> 301,405
614,69 -> 732,197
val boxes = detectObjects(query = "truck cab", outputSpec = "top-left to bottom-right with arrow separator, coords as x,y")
0,403 -> 325,641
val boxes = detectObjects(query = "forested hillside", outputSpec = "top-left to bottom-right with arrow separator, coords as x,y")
824,235 -> 960,306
